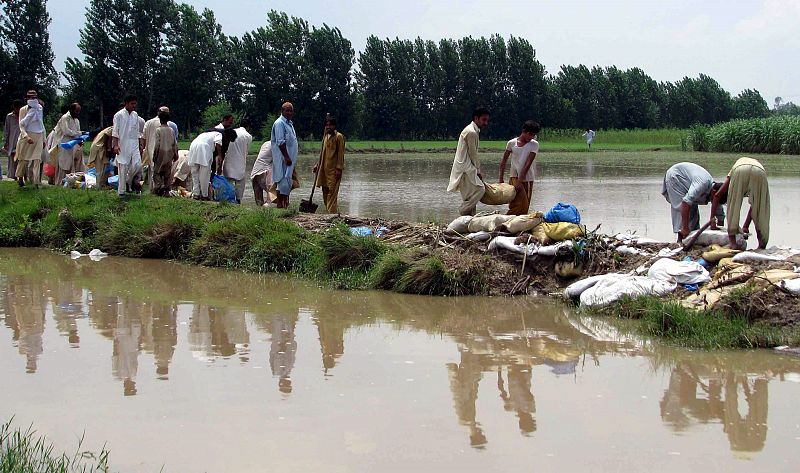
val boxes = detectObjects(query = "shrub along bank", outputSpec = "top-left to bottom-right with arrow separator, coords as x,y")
1,183 -> 798,350
689,116 -> 800,154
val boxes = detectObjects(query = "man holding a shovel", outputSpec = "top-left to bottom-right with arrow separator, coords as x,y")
313,117 -> 346,213
271,102 -> 298,209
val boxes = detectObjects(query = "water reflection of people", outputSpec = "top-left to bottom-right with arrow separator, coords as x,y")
498,364 -> 536,434
4,278 -> 46,373
447,353 -> 487,447
660,364 -> 769,452
188,305 -> 249,361
112,298 -> 142,396
270,313 -> 297,394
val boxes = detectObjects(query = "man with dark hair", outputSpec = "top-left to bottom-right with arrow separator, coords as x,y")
222,118 -> 253,203
217,114 -> 234,130
313,116 -> 346,213
51,102 -> 83,184
499,120 -> 540,215
112,95 -> 144,196
151,109 -> 178,196
662,162 -> 725,242
2,99 -> 24,178
447,107 -> 489,216
271,102 -> 298,209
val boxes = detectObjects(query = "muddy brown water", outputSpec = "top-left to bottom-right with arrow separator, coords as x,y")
253,153 -> 800,247
1,248 -> 799,472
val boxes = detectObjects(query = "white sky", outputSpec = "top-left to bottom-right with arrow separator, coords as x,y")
46,0 -> 800,106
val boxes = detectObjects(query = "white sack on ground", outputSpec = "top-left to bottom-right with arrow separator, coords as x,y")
446,215 -> 473,234
731,247 -> 800,263
564,274 -> 621,299
579,274 -> 677,307
781,278 -> 800,295
685,229 -> 747,248
614,234 -> 664,245
647,258 -> 711,285
465,231 -> 491,241
487,236 -> 572,256
467,214 -> 516,233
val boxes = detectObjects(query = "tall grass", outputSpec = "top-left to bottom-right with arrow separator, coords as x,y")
690,116 -> 800,154
0,418 -> 110,473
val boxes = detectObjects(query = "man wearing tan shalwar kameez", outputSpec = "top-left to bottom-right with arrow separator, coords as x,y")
313,118 -> 346,214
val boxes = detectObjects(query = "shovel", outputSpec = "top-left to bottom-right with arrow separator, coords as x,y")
300,152 -> 323,213
682,221 -> 712,251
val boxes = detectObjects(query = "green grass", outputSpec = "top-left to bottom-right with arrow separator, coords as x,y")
0,418 -> 110,473
690,116 -> 800,154
589,295 -> 800,349
0,183 -> 488,296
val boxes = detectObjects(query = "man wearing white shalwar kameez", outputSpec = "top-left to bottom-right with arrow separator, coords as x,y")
447,107 -> 490,216
112,96 -> 144,196
187,131 -> 222,199
51,103 -> 83,184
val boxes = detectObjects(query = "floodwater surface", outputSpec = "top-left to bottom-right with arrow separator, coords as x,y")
1,248 -> 800,472
274,152 -> 800,247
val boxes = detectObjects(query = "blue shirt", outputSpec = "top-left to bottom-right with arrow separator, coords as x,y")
270,115 -> 298,194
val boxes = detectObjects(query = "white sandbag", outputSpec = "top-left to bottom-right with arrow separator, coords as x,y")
579,274 -> 677,307
614,234 -> 664,245
537,240 -> 573,256
70,250 -> 82,259
685,229 -> 747,248
780,278 -> 800,295
615,245 -> 649,256
467,214 -> 515,233
658,247 -> 683,258
446,215 -> 473,234
487,236 -> 572,256
731,247 -> 800,263
465,231 -> 491,242
88,249 -> 107,256
564,274 -> 618,299
647,258 -> 710,285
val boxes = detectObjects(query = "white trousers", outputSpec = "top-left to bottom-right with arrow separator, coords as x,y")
191,164 -> 211,198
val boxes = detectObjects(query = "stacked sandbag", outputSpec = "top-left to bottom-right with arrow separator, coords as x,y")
500,212 -> 544,234
684,229 -> 747,248
647,258 -> 711,285
480,183 -> 516,205
467,214 -> 516,233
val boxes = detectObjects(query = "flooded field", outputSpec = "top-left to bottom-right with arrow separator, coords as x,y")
272,152 -> 800,247
1,248 -> 800,472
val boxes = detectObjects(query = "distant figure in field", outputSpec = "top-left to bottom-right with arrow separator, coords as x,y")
313,116 -> 346,213
111,94 -> 144,196
582,128 -> 596,150
499,120 -> 540,215
150,109 -> 178,196
447,107 -> 490,216
271,102 -> 298,209
710,157 -> 770,249
661,162 -> 724,242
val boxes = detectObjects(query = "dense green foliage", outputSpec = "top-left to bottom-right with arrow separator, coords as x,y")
0,0 -> 59,119
689,116 -> 800,154
4,1 -> 788,140
0,184 -> 488,296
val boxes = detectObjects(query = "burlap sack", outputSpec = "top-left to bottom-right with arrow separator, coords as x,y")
480,183 -> 516,205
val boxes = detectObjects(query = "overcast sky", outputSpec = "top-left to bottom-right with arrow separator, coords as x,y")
46,0 -> 800,106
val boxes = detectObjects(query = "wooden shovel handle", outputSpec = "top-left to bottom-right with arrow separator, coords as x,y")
682,221 -> 712,251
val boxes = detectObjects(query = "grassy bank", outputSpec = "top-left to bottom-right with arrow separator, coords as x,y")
690,116 -> 800,154
587,295 -> 800,350
0,183 -> 490,296
0,418 -> 109,473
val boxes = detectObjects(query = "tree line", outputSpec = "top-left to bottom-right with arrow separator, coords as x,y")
1,0 -> 795,141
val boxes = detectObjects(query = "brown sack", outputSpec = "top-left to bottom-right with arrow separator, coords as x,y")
480,183 -> 516,205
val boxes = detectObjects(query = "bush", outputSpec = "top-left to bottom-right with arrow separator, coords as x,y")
692,116 -> 800,154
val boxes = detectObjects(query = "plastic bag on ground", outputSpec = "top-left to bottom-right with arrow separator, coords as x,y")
544,203 -> 581,224
685,229 -> 746,248
480,183 -> 516,205
446,216 -> 473,234
647,258 -> 711,285
467,214 -> 515,233
731,247 -> 800,263
501,212 -> 544,234
211,174 -> 237,203
564,274 -> 618,299
781,279 -> 800,295
579,274 -> 677,307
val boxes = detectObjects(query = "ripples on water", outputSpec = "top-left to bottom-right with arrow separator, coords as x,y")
1,249 -> 799,472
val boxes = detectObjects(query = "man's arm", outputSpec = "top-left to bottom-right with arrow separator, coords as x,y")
678,202 -> 692,240
498,150 -> 511,183
335,134 -> 345,179
214,143 -> 223,174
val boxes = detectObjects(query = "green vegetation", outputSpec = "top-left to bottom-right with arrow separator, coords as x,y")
0,418 -> 109,473
588,295 -> 800,350
0,184 -> 488,296
690,116 -> 800,154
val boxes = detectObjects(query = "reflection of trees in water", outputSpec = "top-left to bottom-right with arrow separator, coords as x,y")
660,363 -> 769,452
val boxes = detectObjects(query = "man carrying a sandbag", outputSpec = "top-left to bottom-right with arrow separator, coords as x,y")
447,107 -> 489,216
498,120 -> 539,215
